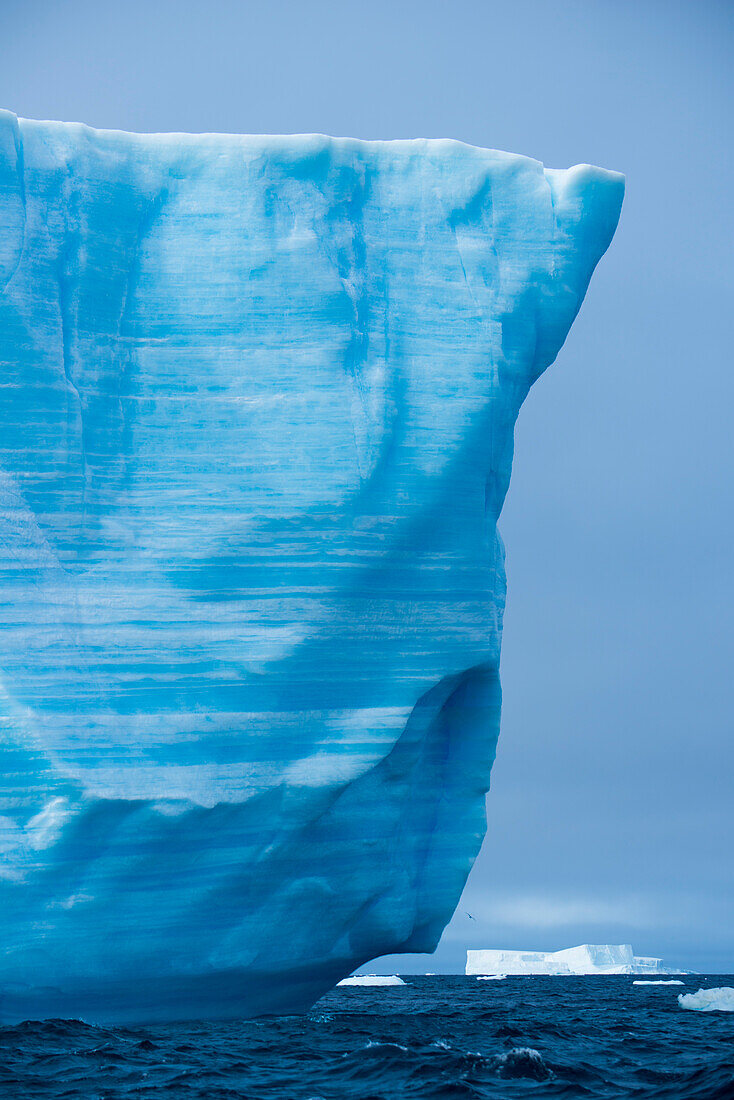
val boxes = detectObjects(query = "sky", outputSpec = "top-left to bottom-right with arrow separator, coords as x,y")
3,0 -> 733,973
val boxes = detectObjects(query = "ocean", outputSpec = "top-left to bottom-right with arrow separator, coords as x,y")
1,975 -> 732,1098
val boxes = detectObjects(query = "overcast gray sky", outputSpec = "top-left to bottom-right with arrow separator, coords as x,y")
3,0 -> 732,972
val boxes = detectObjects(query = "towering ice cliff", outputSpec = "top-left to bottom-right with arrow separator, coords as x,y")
0,110 -> 623,1022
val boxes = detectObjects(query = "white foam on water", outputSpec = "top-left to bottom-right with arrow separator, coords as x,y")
495,1047 -> 552,1081
476,974 -> 507,981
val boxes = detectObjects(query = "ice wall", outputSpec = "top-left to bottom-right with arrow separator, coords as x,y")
0,109 -> 623,1022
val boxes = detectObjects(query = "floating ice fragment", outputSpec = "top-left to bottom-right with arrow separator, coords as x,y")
633,980 -> 684,986
678,988 -> 734,1012
337,974 -> 406,987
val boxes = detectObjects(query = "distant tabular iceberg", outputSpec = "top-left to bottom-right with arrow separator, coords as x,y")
0,109 -> 623,1023
466,945 -> 686,977
633,980 -> 684,986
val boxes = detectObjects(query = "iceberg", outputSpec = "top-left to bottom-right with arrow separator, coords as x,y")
0,109 -> 623,1023
678,988 -> 734,1012
466,945 -> 687,976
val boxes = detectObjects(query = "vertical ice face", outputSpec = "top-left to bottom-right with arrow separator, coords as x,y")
0,110 -> 623,1022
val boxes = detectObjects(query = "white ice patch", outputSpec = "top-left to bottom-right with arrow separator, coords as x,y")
678,987 -> 734,1012
283,707 -> 412,787
25,798 -> 73,851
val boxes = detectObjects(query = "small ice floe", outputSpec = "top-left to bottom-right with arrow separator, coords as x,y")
476,974 -> 507,981
678,987 -> 734,1012
633,980 -> 684,986
337,974 -> 406,987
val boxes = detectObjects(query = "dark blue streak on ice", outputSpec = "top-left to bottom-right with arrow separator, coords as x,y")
0,110 -> 623,1023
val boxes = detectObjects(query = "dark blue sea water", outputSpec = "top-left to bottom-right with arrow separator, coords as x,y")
1,975 -> 732,1099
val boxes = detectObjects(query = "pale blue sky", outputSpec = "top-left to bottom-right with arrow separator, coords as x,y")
3,0 -> 732,971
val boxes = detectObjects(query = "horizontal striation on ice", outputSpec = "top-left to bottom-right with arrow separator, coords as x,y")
0,109 -> 623,1023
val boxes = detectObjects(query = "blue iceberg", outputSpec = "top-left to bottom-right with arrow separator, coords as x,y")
0,110 -> 623,1022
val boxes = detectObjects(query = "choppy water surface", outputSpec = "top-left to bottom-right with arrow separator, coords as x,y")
1,975 -> 732,1099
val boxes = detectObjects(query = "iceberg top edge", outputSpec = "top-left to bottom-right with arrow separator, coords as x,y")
2,108 -> 624,185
